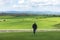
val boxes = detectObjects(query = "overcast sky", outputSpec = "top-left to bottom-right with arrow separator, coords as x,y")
0,0 -> 60,12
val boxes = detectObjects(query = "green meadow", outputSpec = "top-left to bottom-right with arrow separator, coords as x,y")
0,31 -> 60,40
0,15 -> 60,29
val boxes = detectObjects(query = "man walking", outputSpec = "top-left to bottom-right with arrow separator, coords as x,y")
32,23 -> 37,35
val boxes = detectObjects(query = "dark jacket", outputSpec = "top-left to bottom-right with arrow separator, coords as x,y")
32,23 -> 37,29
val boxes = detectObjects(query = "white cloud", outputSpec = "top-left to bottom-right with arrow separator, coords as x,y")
30,0 -> 60,6
12,0 -> 31,10
0,0 -> 5,6
0,0 -> 60,11
12,4 -> 31,10
18,0 -> 24,4
0,0 -> 15,11
30,0 -> 48,3
0,0 -> 13,7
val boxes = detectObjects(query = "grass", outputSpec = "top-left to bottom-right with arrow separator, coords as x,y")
0,31 -> 60,40
0,16 -> 60,29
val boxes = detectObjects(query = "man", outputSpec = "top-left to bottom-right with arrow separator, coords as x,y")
32,23 -> 37,35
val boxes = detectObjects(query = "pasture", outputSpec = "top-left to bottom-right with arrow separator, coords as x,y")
0,15 -> 60,29
0,31 -> 60,40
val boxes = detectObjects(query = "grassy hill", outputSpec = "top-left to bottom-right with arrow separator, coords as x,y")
0,15 -> 60,29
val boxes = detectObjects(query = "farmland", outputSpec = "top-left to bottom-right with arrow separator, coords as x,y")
0,15 -> 60,29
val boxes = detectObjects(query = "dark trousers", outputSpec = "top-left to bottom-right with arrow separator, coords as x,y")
33,29 -> 37,34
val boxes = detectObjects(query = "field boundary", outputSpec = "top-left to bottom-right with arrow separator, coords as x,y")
0,29 -> 60,32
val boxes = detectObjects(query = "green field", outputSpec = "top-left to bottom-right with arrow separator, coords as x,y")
0,31 -> 60,40
0,16 -> 60,29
